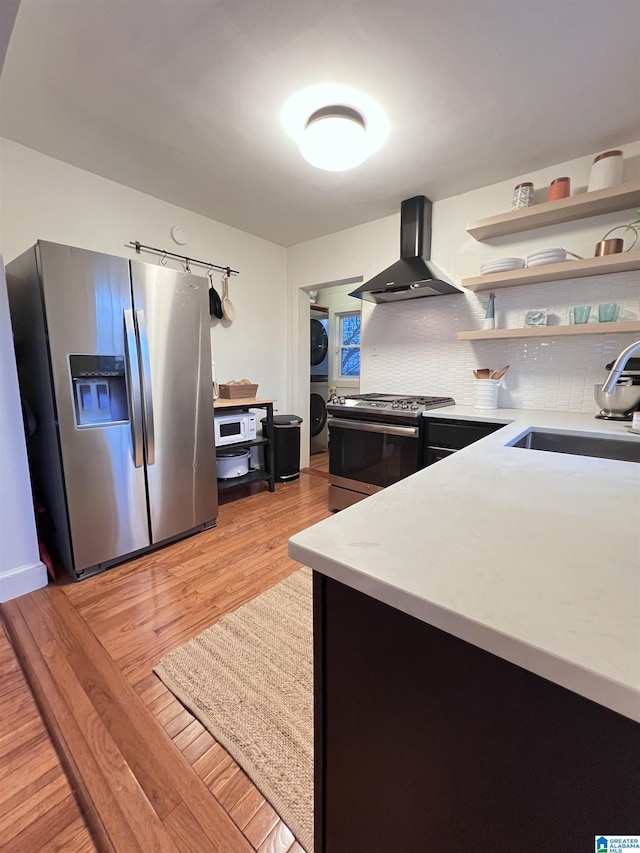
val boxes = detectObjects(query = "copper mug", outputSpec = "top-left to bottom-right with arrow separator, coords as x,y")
594,225 -> 638,256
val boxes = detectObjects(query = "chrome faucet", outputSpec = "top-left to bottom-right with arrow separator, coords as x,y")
602,340 -> 640,393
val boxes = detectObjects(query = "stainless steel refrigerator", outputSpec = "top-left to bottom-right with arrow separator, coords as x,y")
7,241 -> 218,580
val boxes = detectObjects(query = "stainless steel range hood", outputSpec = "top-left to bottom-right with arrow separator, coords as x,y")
349,196 -> 462,303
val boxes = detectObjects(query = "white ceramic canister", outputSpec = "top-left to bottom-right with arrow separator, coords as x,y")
473,379 -> 500,410
587,150 -> 623,192
512,182 -> 534,210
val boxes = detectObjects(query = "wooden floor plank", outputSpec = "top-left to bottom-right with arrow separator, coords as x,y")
181,729 -> 217,765
17,593 -> 183,850
133,672 -> 168,705
0,773 -> 69,846
172,718 -> 206,752
20,590 -> 251,853
257,819 -> 295,853
2,599 -> 137,853
2,472 -> 331,852
217,768 -> 254,811
0,764 -> 62,824
244,801 -> 281,849
229,784 -> 266,832
1,794 -> 80,853
49,816 -> 100,853
163,707 -> 194,739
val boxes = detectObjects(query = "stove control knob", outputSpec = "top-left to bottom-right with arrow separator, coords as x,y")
391,401 -> 400,409
401,402 -> 409,409
338,397 -> 346,405
410,402 -> 419,410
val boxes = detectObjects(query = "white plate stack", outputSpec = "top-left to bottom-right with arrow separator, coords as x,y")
526,247 -> 568,267
480,257 -> 526,275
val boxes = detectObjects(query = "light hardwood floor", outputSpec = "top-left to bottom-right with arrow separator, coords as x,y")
1,470 -> 331,852
0,628 -> 97,852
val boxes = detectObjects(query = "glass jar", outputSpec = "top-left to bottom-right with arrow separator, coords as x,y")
547,177 -> 571,202
587,150 -> 623,192
512,182 -> 534,210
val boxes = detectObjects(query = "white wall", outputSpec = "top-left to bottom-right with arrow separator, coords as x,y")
0,138 -> 288,593
0,254 -> 47,601
0,138 -> 288,409
289,141 -> 640,422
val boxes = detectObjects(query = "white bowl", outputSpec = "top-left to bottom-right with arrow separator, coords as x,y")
527,247 -> 566,258
526,256 -> 568,267
480,260 -> 526,274
480,257 -> 525,270
527,252 -> 566,261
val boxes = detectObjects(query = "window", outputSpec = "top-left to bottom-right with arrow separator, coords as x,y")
338,312 -> 361,378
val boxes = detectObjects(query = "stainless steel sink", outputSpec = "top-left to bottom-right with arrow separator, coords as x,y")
510,429 -> 640,463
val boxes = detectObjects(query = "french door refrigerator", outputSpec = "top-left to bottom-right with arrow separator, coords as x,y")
6,241 -> 218,580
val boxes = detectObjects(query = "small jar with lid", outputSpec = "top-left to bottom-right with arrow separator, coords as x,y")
587,150 -> 623,192
512,182 -> 534,210
547,177 -> 571,202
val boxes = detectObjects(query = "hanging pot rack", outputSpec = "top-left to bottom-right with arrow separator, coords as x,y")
128,241 -> 239,277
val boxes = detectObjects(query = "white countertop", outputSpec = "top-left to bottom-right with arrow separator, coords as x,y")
288,408 -> 640,721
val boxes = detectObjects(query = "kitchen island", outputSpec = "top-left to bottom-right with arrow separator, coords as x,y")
288,408 -> 640,852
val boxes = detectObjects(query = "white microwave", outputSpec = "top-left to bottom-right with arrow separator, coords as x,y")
214,411 -> 257,447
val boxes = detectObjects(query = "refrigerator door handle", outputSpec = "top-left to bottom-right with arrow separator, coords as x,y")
123,309 -> 144,467
135,309 -> 156,465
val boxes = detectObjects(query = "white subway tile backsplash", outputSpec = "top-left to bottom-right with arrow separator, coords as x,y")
362,272 -> 640,412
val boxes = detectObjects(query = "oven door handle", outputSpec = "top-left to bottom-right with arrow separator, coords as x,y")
328,418 -> 419,438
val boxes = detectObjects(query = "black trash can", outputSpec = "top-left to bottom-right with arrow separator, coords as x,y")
261,414 -> 303,482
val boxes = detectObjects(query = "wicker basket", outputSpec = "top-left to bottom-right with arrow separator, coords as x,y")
218,383 -> 258,399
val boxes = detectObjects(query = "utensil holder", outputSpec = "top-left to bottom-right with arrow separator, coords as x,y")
473,379 -> 500,410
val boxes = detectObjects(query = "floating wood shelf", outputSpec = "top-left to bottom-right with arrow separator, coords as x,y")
466,181 -> 640,241
462,251 -> 640,292
457,321 -> 640,341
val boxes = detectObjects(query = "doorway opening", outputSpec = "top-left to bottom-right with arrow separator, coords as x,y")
306,282 -> 362,458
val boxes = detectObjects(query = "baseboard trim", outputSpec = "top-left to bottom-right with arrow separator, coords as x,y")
0,560 -> 48,602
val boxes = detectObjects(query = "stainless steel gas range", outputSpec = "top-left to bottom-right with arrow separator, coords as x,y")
327,393 -> 454,511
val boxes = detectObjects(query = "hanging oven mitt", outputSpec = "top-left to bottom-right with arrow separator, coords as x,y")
208,273 -> 223,319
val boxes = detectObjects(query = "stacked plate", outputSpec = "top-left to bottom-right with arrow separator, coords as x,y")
479,257 -> 526,275
526,247 -> 568,267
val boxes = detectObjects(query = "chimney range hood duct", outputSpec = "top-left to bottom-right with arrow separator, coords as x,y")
349,196 -> 462,303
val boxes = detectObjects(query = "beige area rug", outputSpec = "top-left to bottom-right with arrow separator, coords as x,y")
154,569 -> 313,853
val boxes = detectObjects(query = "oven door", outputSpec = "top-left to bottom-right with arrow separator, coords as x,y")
328,417 -> 421,491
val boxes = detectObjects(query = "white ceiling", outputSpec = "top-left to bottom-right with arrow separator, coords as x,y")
1,0 -> 639,247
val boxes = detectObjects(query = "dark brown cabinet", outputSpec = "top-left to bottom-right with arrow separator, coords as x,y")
313,572 -> 640,852
422,416 -> 504,466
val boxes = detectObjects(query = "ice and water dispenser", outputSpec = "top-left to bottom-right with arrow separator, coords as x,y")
69,355 -> 129,427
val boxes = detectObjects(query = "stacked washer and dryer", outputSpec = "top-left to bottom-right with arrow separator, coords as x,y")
310,310 -> 329,453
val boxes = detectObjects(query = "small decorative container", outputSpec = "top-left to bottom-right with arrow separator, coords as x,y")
571,305 -> 591,324
587,150 -> 623,192
483,292 -> 496,330
473,379 -> 500,410
598,303 -> 620,323
547,177 -> 571,202
512,182 -> 534,210
524,308 -> 548,327
218,383 -> 259,399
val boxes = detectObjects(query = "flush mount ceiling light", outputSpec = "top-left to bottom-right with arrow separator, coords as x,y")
282,84 -> 389,173
300,105 -> 368,172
